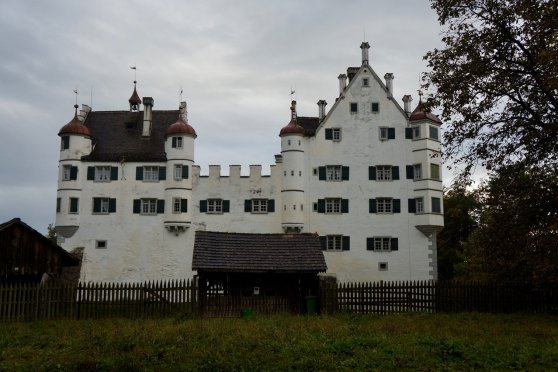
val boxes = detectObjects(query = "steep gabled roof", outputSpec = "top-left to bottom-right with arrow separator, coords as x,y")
192,231 -> 327,273
80,110 -> 179,162
297,116 -> 320,136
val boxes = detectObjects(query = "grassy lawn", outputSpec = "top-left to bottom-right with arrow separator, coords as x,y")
0,313 -> 557,371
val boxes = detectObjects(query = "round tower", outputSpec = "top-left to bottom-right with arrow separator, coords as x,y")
55,105 -> 93,240
164,101 -> 197,234
279,101 -> 306,233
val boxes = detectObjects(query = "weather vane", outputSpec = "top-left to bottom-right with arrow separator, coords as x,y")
290,88 -> 296,101
179,86 -> 183,102
130,65 -> 137,82
73,87 -> 78,107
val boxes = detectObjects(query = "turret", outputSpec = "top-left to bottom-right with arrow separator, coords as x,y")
279,101 -> 305,233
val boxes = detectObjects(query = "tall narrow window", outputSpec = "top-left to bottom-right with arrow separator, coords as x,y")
414,164 -> 422,180
430,164 -> 441,180
69,197 -> 79,214
379,127 -> 389,141
416,197 -> 424,213
63,165 -> 72,181
332,128 -> 341,141
371,102 -> 379,113
432,197 -> 442,213
429,126 -> 439,140
56,198 -> 61,213
174,165 -> 182,180
412,125 -> 421,139
350,102 -> 358,114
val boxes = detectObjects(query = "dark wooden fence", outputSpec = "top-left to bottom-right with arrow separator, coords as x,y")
2,280 -> 558,321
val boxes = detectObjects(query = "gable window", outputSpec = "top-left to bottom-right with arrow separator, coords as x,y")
429,126 -> 439,140
172,136 -> 183,149
95,166 -> 111,182
432,197 -> 442,213
350,102 -> 358,114
367,237 -> 399,252
362,78 -> 369,87
371,102 -> 379,113
412,125 -> 421,139
69,197 -> 79,214
61,136 -> 70,150
430,164 -> 441,180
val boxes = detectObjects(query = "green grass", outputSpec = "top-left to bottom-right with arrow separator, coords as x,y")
0,313 -> 557,371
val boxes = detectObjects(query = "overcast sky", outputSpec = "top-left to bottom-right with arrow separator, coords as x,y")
0,0 -> 450,233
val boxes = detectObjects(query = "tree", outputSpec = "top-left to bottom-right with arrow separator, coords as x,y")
423,0 -> 558,176
46,223 -> 57,244
457,164 -> 558,284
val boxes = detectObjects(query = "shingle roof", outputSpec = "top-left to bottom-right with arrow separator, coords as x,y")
409,100 -> 442,124
297,116 -> 320,136
80,110 -> 179,162
192,231 -> 327,273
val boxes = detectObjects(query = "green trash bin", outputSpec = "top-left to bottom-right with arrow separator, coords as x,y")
305,295 -> 317,315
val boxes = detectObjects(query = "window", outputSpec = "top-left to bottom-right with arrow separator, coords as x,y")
379,127 -> 389,141
350,102 -> 358,113
416,197 -> 424,213
174,165 -> 182,180
62,165 -> 77,181
288,140 -> 291,146
252,199 -> 268,213
377,198 -> 393,213
362,78 -> 369,87
61,136 -> 70,150
69,197 -> 79,214
96,240 -> 107,249
95,166 -> 111,182
93,197 -> 116,214
325,198 -> 341,214
368,237 -> 399,252
317,198 -> 349,213
56,198 -> 61,213
326,235 -> 343,251
378,262 -> 388,271
412,125 -> 421,139
136,166 -> 165,181
173,198 -> 181,213
376,166 -> 392,181
97,198 -> 109,214
429,126 -> 439,140
141,199 -> 157,215
208,199 -> 223,213
414,164 -> 422,180
371,102 -> 379,113
144,166 -> 159,181
432,197 -> 442,213
430,164 -> 441,180
326,166 -> 342,181
332,128 -> 341,141
172,136 -> 183,149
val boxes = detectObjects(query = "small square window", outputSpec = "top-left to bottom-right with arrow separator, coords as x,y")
96,240 -> 107,249
252,199 -> 268,213
378,262 -> 388,271
362,78 -> 369,87
371,102 -> 379,113
350,103 -> 358,114
313,168 -> 318,176
313,202 -> 318,211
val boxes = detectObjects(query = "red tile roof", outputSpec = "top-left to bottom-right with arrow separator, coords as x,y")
409,100 -> 442,124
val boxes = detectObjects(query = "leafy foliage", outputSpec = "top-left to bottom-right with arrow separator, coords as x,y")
423,0 -> 558,175
46,223 -> 57,244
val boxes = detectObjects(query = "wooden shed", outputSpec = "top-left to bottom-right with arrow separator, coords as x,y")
0,218 -> 79,283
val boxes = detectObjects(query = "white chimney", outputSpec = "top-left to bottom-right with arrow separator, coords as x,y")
317,100 -> 327,121
360,42 -> 370,65
338,74 -> 347,96
402,95 -> 413,115
142,97 -> 154,137
384,73 -> 394,99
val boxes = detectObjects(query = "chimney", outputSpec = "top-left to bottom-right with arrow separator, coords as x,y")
179,101 -> 187,121
142,97 -> 154,137
402,95 -> 413,115
338,74 -> 347,96
384,73 -> 394,99
360,42 -> 370,65
317,100 -> 327,121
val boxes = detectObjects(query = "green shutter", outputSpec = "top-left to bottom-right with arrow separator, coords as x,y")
62,136 -> 70,150
392,166 -> 399,180
133,199 -> 141,214
391,238 -> 399,251
325,128 -> 332,140
406,165 -> 414,179
342,166 -> 349,181
181,199 -> 187,213
172,137 -> 177,148
320,236 -> 327,251
87,167 -> 95,180
318,167 -> 326,180
157,199 -> 165,214
317,199 -> 325,213
244,200 -> 252,212
93,198 -> 101,213
393,199 -> 401,213
222,200 -> 230,213
408,199 -> 416,213
111,167 -> 118,180
341,199 -> 349,213
109,198 -> 116,213
369,199 -> 376,213
70,198 -> 78,213
200,200 -> 207,213
267,199 -> 275,212
158,167 -> 166,181
342,236 -> 350,251
136,167 -> 143,180
405,128 -> 413,139
388,127 -> 395,139
182,165 -> 189,179
367,238 -> 374,251
369,166 -> 376,180
70,166 -> 78,180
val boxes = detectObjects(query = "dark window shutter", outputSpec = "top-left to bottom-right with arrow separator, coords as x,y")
369,199 -> 377,213
181,199 -> 187,213
391,238 -> 399,251
157,199 -> 165,214
133,199 -> 141,214
182,165 -> 189,179
318,167 -> 326,180
172,137 -> 177,148
325,128 -> 333,140
388,127 -> 395,139
406,165 -> 414,179
408,199 -> 416,213
405,127 -> 413,139
136,166 -> 143,180
342,236 -> 350,251
267,199 -> 275,212
87,167 -> 95,180
111,167 -> 118,180
320,236 -> 327,251
369,166 -> 376,180
342,166 -> 350,181
244,199 -> 252,212
70,166 -> 78,180
367,238 -> 374,251
392,166 -> 399,180
317,199 -> 325,213
341,199 -> 349,213
62,136 -> 70,150
109,198 -> 116,213
93,198 -> 101,213
222,200 -> 230,213
393,199 -> 401,213
200,200 -> 207,213
159,167 -> 166,181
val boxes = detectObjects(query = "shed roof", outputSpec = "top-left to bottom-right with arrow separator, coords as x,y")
192,231 -> 327,273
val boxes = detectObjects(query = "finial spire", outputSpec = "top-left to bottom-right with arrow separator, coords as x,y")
291,100 -> 297,120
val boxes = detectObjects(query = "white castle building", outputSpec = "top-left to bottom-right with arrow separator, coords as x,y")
55,43 -> 443,283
